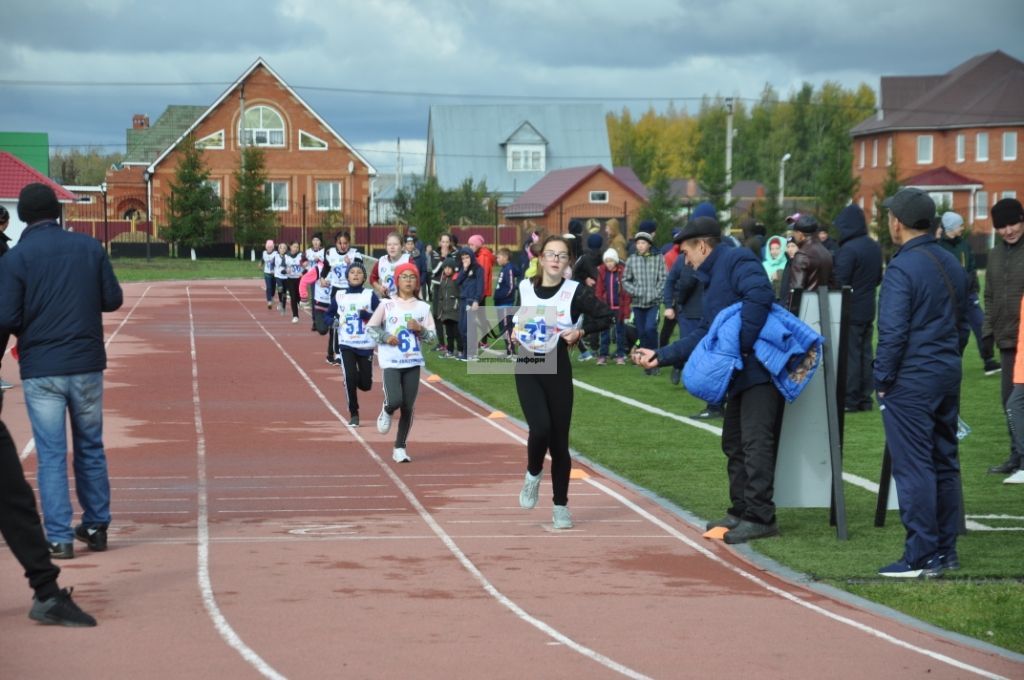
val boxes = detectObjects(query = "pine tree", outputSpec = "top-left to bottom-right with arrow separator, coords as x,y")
231,146 -> 277,255
874,157 -> 901,261
637,174 -> 681,244
164,135 -> 224,255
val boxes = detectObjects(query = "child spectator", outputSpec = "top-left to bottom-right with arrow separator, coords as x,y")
622,231 -> 666,374
595,249 -> 631,365
326,263 -> 379,426
455,247 -> 484,361
431,258 -> 460,357
493,247 -> 519,353
467,235 -> 495,303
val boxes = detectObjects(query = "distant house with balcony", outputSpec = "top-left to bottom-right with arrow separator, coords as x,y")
425,104 -> 612,205
851,50 -> 1023,248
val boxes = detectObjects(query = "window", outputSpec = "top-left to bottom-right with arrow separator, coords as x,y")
859,141 -> 865,168
264,181 -> 288,211
196,130 -> 225,150
886,137 -> 893,166
1004,191 -> 1018,200
928,191 -> 953,212
975,191 -> 988,220
976,132 -> 989,161
858,196 -> 865,211
871,139 -> 878,167
241,106 -> 285,147
916,135 -> 933,164
955,134 -> 965,163
507,144 -> 545,172
316,181 -> 341,211
1003,131 -> 1018,161
204,179 -> 221,199
589,190 -> 609,204
299,130 -> 328,151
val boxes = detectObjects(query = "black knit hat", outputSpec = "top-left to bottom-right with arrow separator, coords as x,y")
992,198 -> 1024,230
17,183 -> 61,225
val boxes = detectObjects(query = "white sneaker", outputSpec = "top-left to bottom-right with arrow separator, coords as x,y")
552,505 -> 573,529
0,378 -> 13,391
519,471 -> 542,509
376,405 -> 392,434
292,316 -> 299,323
267,300 -> 273,309
392,447 -> 411,463
1004,469 -> 1024,484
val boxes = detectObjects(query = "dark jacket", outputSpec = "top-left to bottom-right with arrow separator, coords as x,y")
0,231 -> 10,258
656,244 -> 775,397
596,263 -> 631,322
431,275 -> 460,322
833,205 -> 883,325
572,249 -> 602,286
983,237 -> 1024,349
819,235 -> 839,256
455,247 -> 484,304
874,235 -> 969,394
0,221 -> 123,379
789,238 -> 834,293
494,262 -> 518,305
664,255 -> 703,320
937,235 -> 979,296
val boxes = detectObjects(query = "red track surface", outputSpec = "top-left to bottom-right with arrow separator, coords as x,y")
1,280 -> 1021,679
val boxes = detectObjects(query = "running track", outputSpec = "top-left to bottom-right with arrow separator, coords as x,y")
1,280 -> 1021,679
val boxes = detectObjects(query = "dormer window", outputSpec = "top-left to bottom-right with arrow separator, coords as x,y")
240,105 -> 285,147
508,144 -> 545,172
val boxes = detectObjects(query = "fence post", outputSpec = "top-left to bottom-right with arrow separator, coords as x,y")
301,194 -> 307,248
366,201 -> 371,253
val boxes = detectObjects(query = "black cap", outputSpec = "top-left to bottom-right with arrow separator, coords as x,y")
992,198 -> 1024,229
677,216 -> 720,241
17,183 -> 61,225
792,215 -> 820,233
883,188 -> 935,229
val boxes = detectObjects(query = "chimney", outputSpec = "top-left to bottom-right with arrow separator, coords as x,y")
132,114 -> 150,129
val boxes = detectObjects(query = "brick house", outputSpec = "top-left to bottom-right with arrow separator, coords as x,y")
503,165 -> 648,238
851,50 -> 1023,248
98,58 -> 376,248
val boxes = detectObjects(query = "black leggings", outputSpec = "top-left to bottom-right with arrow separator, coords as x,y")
443,320 -> 461,353
382,366 -> 421,448
0,420 -> 61,600
340,350 -> 373,416
284,279 -> 301,318
515,352 -> 574,506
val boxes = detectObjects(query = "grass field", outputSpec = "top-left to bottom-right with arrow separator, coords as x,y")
110,258 -> 1024,654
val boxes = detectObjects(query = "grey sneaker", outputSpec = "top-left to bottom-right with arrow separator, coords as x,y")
29,588 -> 96,627
349,415 -> 360,427
376,405 -> 392,434
552,505 -> 573,529
0,377 -> 13,390
519,471 -> 542,509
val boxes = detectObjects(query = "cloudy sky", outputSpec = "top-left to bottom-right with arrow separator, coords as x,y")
2,0 -> 1021,174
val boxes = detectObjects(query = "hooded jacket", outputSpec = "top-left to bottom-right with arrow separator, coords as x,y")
833,205 -> 883,325
455,247 -> 484,304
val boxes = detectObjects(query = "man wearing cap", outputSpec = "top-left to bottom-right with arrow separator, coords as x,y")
875,188 -> 968,577
937,211 -> 1000,375
634,216 -> 781,543
983,198 -> 1024,475
0,183 -> 123,560
785,214 -> 834,304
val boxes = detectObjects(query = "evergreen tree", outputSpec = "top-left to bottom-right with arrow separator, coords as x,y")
164,135 -> 224,255
230,146 -> 277,255
637,174 -> 681,245
874,157 -> 902,261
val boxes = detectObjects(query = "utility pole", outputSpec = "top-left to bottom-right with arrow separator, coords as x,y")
238,84 -> 246,260
396,137 -> 402,192
724,97 -> 734,217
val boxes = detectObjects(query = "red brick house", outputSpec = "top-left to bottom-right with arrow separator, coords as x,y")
503,165 -> 648,238
99,58 -> 375,246
851,50 -> 1023,246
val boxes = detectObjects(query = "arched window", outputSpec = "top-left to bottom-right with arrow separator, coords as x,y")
240,105 -> 285,147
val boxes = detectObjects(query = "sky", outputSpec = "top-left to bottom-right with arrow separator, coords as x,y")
2,0 -> 1022,175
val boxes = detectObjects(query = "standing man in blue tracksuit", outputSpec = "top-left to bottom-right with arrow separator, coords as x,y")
875,188 -> 969,578
633,216 -> 781,544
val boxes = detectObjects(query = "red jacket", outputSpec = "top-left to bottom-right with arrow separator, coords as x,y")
596,263 -> 631,322
475,246 -> 495,298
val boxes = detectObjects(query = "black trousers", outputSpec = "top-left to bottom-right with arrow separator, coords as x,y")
721,382 -> 782,525
845,322 -> 874,410
0,419 -> 60,600
284,279 -> 301,318
1000,349 -> 1022,465
382,366 -> 421,448
515,351 -> 574,506
659,315 -> 677,347
340,350 -> 373,417
442,320 -> 461,354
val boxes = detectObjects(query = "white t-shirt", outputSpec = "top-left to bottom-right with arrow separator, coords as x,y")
370,297 -> 435,369
513,279 -> 580,354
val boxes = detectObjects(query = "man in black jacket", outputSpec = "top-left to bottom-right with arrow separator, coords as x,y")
0,184 -> 123,559
0,206 -> 11,391
833,204 -> 882,412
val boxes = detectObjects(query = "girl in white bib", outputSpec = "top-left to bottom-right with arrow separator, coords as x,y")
326,262 -> 379,426
260,239 -> 278,309
371,232 -> 410,299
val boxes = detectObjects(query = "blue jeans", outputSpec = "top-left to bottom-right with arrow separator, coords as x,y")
264,273 -> 276,302
599,320 -> 627,358
633,306 -> 659,350
23,372 -> 111,543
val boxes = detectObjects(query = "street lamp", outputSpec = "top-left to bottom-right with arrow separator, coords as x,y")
100,182 -> 109,254
778,153 -> 791,209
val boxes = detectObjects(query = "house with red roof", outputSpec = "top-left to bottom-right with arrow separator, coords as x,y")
0,151 -> 79,246
851,50 -> 1023,246
503,165 -> 648,237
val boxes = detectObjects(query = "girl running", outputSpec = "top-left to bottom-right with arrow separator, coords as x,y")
260,239 -> 278,309
370,232 -> 410,300
512,235 -> 612,529
326,262 -> 379,426
323,231 -> 363,364
274,242 -> 289,313
367,262 -> 436,463
304,233 -> 326,304
283,241 -> 304,323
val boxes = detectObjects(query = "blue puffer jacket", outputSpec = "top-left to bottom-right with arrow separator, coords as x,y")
874,234 -> 969,395
833,204 -> 883,325
683,302 -> 824,404
0,221 -> 123,379
656,243 -> 775,397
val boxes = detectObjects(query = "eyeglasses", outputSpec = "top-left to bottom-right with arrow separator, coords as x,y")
398,273 -> 419,280
542,251 -> 570,262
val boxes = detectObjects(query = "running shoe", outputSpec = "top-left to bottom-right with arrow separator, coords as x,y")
349,415 -> 360,427
615,356 -> 626,365
292,316 -> 299,323
552,505 -> 573,529
519,471 -> 542,509
578,351 -> 594,362
878,555 -> 943,578
392,447 -> 411,463
74,524 -> 107,552
376,405 -> 392,434
267,300 -> 273,309
29,588 -> 96,627
1004,469 -> 1024,484
595,356 -> 607,366
0,377 -> 13,390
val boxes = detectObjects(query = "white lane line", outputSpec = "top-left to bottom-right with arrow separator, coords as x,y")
226,287 -> 651,680
423,374 -> 1008,680
214,495 -> 400,501
187,287 -> 286,680
19,285 -> 153,462
214,474 -> 381,479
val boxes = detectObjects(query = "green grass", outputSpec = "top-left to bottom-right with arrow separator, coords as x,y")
112,257 -> 262,282
426,335 -> 1024,655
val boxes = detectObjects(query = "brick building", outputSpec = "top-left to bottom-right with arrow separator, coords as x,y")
851,50 -> 1023,248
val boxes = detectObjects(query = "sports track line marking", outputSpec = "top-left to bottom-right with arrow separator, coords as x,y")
187,287 -> 286,680
224,287 -> 651,680
19,285 -> 152,462
421,376 -> 1008,680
